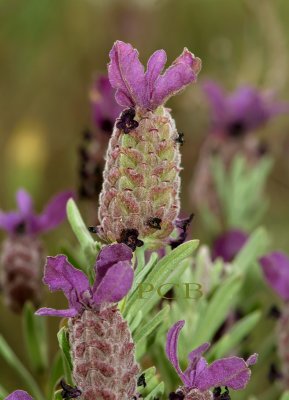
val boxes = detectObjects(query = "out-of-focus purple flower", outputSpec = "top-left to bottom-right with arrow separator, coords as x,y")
108,40 -> 201,110
90,75 -> 123,134
259,251 -> 289,301
5,391 -> 33,400
166,320 -> 257,391
212,230 -> 249,262
36,243 -> 133,318
203,81 -> 288,136
0,189 -> 73,236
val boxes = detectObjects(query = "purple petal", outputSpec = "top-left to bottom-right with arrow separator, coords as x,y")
188,343 -> 210,363
108,41 -> 147,108
91,75 -> 122,133
93,261 -> 133,303
212,230 -> 249,262
151,48 -> 201,109
32,191 -> 74,234
0,211 -> 23,234
5,391 -> 33,400
146,50 -> 167,99
35,307 -> 78,318
246,353 -> 258,366
165,320 -> 190,386
203,81 -> 228,131
16,189 -> 34,216
196,356 -> 256,390
94,243 -> 133,290
43,255 -> 90,311
259,251 -> 289,301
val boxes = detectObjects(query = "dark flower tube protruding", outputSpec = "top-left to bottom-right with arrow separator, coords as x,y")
0,189 -> 73,312
97,41 -> 201,248
36,243 -> 139,400
165,320 -> 257,399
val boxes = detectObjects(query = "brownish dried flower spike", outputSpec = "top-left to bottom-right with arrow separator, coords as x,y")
0,236 -> 44,313
69,306 -> 139,400
169,388 -> 213,400
98,106 -> 181,248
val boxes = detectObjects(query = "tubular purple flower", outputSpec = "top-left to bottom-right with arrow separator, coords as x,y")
166,320 -> 257,398
36,243 -> 139,400
97,41 -> 201,248
259,251 -> 289,302
212,230 -> 249,262
0,189 -> 73,312
5,391 -> 33,400
203,81 -> 288,136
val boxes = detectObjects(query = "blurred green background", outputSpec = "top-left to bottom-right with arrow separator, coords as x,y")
0,0 -> 289,393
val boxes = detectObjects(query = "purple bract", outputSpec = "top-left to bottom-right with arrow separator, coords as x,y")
36,243 -> 134,318
212,230 -> 249,262
5,391 -> 33,400
90,75 -> 123,133
0,189 -> 73,236
108,40 -> 201,110
166,320 -> 258,391
259,251 -> 289,302
203,81 -> 288,136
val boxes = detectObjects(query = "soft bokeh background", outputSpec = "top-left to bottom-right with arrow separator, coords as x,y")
0,0 -> 289,393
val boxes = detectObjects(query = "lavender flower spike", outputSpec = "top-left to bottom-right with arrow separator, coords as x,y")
203,81 -> 288,136
166,320 -> 257,399
5,391 -> 33,400
97,41 -> 201,248
0,189 -> 73,313
37,243 -> 139,400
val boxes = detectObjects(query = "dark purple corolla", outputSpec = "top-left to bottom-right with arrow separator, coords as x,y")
212,230 -> 249,262
108,40 -> 201,110
259,251 -> 289,301
166,320 -> 257,393
36,243 -> 134,317
203,81 -> 288,136
5,391 -> 33,400
90,75 -> 123,134
0,189 -> 73,236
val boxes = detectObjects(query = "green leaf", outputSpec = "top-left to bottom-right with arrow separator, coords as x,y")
0,335 -> 44,400
191,274 -> 243,347
144,382 -> 165,400
207,310 -> 261,359
233,227 -> 270,273
0,385 -> 8,400
125,240 -> 199,318
47,351 -> 64,400
134,305 -> 170,344
57,327 -> 73,385
53,390 -> 63,400
66,199 -> 100,280
23,302 -> 48,372
280,391 -> 289,400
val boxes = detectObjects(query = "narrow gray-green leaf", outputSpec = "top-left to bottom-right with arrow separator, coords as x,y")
23,302 -> 48,372
0,335 -> 44,400
144,382 -> 164,400
134,305 -> 169,343
191,274 -> 242,347
207,311 -> 261,359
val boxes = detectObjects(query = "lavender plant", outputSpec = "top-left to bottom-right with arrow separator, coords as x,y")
0,42 -> 262,400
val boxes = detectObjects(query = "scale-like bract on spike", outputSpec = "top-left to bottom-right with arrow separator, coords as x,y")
97,41 -> 201,248
0,236 -> 44,313
69,307 -> 139,400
